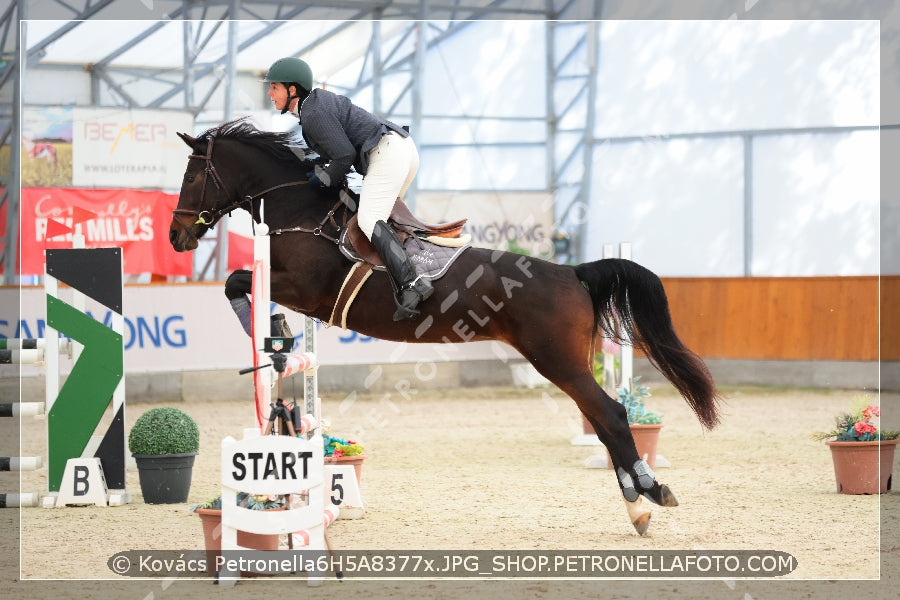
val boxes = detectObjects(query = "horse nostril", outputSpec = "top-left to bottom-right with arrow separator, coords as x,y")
169,229 -> 177,245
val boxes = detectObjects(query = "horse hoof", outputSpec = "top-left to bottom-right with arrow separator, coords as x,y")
624,497 -> 652,536
632,512 -> 651,536
659,484 -> 679,507
642,483 -> 680,507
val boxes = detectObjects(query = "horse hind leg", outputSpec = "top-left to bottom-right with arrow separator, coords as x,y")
514,293 -> 676,535
581,411 -> 676,536
572,382 -> 678,536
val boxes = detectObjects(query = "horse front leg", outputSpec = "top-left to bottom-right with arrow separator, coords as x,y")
581,388 -> 679,536
224,269 -> 253,336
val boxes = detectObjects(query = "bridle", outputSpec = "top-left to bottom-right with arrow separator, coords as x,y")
171,133 -> 309,244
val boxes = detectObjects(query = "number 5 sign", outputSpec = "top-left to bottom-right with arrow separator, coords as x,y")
324,464 -> 365,519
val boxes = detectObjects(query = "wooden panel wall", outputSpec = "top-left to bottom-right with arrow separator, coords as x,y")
657,276 -> 893,362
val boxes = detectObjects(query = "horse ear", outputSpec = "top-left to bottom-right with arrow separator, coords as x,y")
177,132 -> 197,148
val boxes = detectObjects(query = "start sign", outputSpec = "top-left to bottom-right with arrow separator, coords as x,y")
221,433 -> 323,497
231,449 -> 314,481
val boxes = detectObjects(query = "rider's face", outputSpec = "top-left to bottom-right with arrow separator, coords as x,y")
267,82 -> 290,111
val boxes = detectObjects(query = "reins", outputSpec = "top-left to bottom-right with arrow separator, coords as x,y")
176,132 -> 349,246
267,199 -> 347,244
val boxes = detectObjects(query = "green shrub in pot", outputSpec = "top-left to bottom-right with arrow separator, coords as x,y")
129,407 -> 199,504
129,407 -> 199,455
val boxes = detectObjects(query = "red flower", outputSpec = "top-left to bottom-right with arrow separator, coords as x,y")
854,421 -> 877,436
333,448 -> 344,458
862,405 -> 880,420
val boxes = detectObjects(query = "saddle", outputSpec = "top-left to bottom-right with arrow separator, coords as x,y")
346,198 -> 468,267
330,198 -> 471,329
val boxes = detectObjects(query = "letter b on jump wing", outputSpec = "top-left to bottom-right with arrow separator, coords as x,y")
55,457 -> 109,507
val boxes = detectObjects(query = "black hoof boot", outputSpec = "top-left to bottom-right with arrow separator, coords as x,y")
630,459 -> 679,507
270,313 -> 292,338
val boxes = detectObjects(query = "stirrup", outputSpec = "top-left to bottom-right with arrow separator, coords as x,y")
392,277 -> 433,321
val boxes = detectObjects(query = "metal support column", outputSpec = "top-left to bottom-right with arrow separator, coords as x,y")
408,0 -> 429,211
3,0 -> 23,284
546,2 -> 602,264
214,0 -> 241,281
183,9 -> 195,112
575,21 -> 599,263
371,14 -> 383,116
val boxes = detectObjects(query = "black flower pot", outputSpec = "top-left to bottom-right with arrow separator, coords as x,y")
133,452 -> 198,504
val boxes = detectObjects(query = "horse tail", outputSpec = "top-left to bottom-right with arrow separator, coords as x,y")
574,258 -> 721,430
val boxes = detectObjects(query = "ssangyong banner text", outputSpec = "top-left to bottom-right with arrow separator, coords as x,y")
4,285 -> 507,375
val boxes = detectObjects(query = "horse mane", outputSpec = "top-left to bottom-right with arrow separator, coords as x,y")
198,117 -> 301,163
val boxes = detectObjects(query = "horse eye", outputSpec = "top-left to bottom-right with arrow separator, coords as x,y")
185,173 -> 195,183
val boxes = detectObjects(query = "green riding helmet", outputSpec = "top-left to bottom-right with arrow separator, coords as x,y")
262,57 -> 313,93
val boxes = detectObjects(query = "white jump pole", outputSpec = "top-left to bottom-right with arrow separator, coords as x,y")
219,202 -> 338,586
252,220 -> 273,430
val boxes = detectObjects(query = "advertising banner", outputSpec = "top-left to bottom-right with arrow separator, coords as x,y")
4,284 -> 509,376
22,106 -> 193,190
71,107 -> 193,189
21,106 -> 73,188
18,187 -> 192,277
417,192 -> 554,257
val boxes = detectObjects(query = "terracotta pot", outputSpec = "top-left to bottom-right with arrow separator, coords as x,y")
325,454 -> 367,484
606,424 -> 663,470
826,439 -> 897,495
195,508 -> 280,576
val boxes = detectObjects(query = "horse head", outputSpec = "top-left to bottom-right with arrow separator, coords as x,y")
169,118 -> 332,252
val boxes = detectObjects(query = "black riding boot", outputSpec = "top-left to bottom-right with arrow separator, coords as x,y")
371,220 -> 434,321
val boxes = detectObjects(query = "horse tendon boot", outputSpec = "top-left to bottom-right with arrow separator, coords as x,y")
618,460 -> 679,535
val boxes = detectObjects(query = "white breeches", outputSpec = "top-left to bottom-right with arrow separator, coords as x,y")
358,132 -> 419,240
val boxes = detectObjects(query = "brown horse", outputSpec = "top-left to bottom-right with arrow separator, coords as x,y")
169,118 -> 721,536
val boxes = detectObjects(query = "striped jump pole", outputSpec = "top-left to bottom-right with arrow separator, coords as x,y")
0,338 -> 73,351
0,457 -> 42,471
0,340 -> 73,365
0,339 -> 73,366
1,383 -> 47,506
1,339 -> 68,507
0,402 -> 45,417
1,348 -> 43,365
2,398 -> 45,506
0,493 -> 40,508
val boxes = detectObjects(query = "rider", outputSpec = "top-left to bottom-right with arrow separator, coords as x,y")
262,56 -> 433,321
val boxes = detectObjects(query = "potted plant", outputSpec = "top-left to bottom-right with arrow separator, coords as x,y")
616,376 -> 664,469
812,397 -> 899,494
128,407 -> 199,504
191,493 -> 286,575
323,432 -> 366,484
